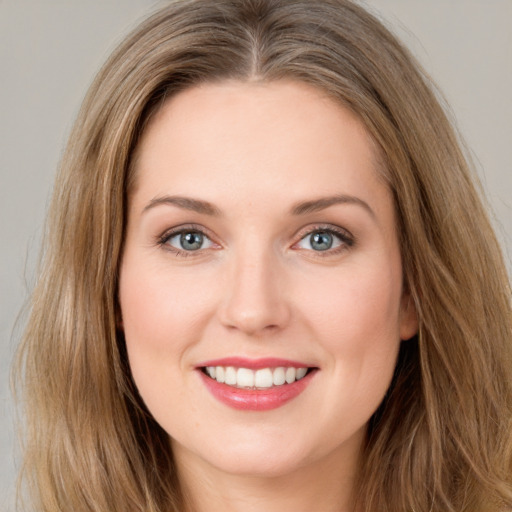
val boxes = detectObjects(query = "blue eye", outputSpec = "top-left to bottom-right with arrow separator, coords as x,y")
165,230 -> 213,252
296,229 -> 348,252
310,231 -> 334,251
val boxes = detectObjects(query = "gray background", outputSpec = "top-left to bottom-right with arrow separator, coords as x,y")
1,1 -> 511,509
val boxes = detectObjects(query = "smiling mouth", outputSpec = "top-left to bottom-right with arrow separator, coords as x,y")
201,366 -> 315,389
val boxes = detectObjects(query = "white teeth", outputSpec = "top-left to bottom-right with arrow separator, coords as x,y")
215,366 -> 225,383
225,366 -> 237,385
273,367 -> 286,386
296,367 -> 307,380
254,368 -> 273,388
237,367 -> 255,388
285,367 -> 296,384
205,366 -> 310,389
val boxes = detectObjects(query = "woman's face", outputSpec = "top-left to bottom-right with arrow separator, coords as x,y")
119,81 -> 417,478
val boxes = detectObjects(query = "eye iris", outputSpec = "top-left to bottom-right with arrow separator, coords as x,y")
180,231 -> 203,250
310,231 -> 333,251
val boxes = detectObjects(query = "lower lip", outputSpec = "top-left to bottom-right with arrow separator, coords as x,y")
199,370 -> 316,411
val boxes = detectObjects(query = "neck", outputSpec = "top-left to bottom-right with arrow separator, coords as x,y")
173,438 -> 362,512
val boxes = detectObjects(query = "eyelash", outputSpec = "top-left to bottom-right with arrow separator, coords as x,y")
157,224 -> 355,258
293,224 -> 355,257
157,224 -> 216,258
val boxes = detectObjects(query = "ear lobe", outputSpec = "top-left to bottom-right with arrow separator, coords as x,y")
399,293 -> 418,341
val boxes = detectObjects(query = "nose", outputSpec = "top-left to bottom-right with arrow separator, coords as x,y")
218,247 -> 291,336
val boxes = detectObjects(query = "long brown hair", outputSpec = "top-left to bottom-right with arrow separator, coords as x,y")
15,0 -> 512,510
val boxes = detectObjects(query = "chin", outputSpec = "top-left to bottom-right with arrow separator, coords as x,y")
172,430 -> 317,479
206,450 -> 311,478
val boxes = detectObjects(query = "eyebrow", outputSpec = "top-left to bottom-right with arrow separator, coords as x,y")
143,195 -> 221,216
142,193 -> 375,219
291,194 -> 375,219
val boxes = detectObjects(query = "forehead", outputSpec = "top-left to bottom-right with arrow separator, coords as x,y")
130,80 -> 390,219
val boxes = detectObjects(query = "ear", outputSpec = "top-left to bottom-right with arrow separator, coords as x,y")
399,293 -> 418,341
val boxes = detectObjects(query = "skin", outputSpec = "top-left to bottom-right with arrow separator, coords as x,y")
119,80 -> 418,512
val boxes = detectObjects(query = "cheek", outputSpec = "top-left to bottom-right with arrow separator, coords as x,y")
118,261 -> 218,401
120,262 -> 214,345
300,263 -> 402,429
118,260 -> 220,430
301,258 -> 403,352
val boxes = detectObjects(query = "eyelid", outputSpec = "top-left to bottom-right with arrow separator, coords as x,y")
156,222 -> 354,257
291,224 -> 355,253
157,223 -> 221,255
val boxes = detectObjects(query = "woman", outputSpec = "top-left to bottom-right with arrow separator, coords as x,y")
16,0 -> 512,510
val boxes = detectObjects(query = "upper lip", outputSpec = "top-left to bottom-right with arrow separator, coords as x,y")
196,357 -> 317,370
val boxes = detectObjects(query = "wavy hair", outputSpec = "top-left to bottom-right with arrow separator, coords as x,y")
15,0 -> 512,510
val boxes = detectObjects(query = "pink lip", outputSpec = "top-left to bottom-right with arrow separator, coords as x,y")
196,358 -> 317,411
